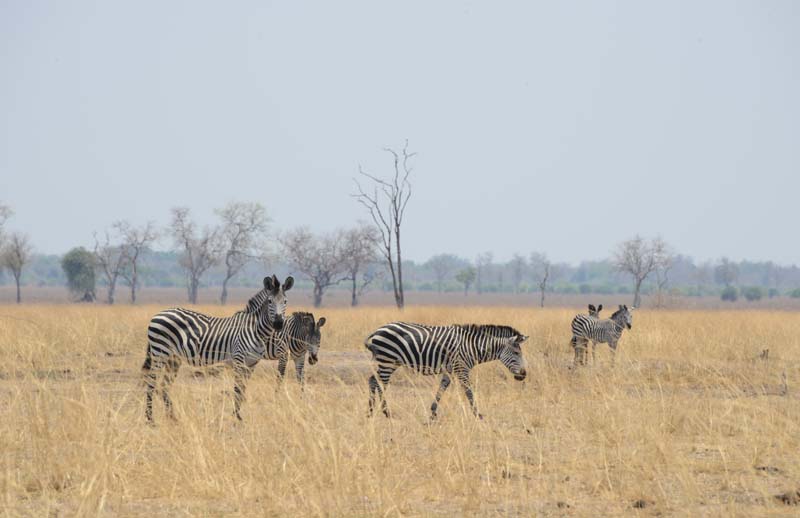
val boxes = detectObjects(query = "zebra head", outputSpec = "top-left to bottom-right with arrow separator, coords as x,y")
612,304 -> 633,329
307,316 -> 326,365
262,275 -> 294,330
588,304 -> 603,318
499,332 -> 528,381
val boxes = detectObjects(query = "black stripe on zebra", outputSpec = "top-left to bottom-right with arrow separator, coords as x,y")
570,304 -> 633,366
273,311 -> 326,387
364,322 -> 529,420
142,274 -> 294,422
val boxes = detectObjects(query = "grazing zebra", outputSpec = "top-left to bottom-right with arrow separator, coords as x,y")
364,322 -> 528,419
274,312 -> 326,387
142,275 -> 294,422
570,304 -> 633,366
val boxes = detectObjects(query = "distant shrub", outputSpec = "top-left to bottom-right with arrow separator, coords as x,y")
617,286 -> 631,294
720,286 -> 738,302
790,288 -> 800,299
595,284 -> 615,295
742,286 -> 763,302
558,284 -> 578,294
768,288 -> 780,299
579,284 -> 591,294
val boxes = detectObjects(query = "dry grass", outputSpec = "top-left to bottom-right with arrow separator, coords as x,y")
1,304 -> 799,516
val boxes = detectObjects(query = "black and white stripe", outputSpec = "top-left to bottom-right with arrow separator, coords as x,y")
570,304 -> 633,365
142,275 -> 294,422
364,322 -> 528,419
569,304 -> 603,349
274,311 -> 326,387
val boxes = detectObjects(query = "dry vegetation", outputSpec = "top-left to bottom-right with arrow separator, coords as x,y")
1,304 -> 799,516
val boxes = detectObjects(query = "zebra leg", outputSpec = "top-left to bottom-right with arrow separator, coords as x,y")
430,373 -> 452,420
293,356 -> 306,389
610,342 -> 618,364
233,363 -> 254,421
591,341 -> 597,365
368,365 -> 395,418
455,369 -> 482,419
160,356 -> 181,420
277,355 -> 288,386
142,353 -> 159,423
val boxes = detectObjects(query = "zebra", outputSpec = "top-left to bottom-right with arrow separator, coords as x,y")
569,304 -> 603,350
364,322 -> 528,420
570,304 -> 633,366
142,274 -> 294,422
274,311 -> 326,388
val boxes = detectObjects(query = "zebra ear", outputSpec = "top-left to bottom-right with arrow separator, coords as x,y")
283,276 -> 294,292
317,317 -> 326,328
619,305 -> 624,311
588,304 -> 596,313
263,276 -> 276,293
597,304 -> 603,312
518,334 -> 529,343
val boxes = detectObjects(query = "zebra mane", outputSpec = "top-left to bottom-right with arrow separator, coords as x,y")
291,311 -> 317,335
609,307 -> 628,321
456,324 -> 520,338
243,290 -> 269,314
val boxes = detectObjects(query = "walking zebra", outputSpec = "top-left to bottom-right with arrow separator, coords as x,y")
364,322 -> 528,419
274,311 -> 326,387
570,304 -> 633,366
142,275 -> 294,422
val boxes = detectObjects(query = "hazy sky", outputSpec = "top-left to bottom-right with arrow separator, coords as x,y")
1,1 -> 798,264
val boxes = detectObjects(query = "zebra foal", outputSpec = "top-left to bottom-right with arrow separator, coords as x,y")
570,304 -> 633,366
364,322 -> 528,419
142,274 -> 294,422
274,311 -> 326,387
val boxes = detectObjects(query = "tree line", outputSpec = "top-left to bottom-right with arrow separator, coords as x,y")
3,143 -> 800,307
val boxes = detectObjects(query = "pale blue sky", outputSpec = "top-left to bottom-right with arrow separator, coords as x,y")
1,1 -> 798,264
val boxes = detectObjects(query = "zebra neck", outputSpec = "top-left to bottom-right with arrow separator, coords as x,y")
474,337 -> 501,364
256,313 -> 276,336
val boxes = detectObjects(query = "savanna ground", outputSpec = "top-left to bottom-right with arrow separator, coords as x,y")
1,304 -> 799,516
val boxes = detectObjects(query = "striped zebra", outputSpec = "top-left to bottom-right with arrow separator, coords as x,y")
570,304 -> 633,366
142,275 -> 294,422
274,311 -> 326,387
364,322 -> 528,419
569,304 -> 603,350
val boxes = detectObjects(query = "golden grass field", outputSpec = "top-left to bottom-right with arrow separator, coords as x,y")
1,304 -> 799,516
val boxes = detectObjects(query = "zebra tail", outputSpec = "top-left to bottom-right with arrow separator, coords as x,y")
142,351 -> 152,372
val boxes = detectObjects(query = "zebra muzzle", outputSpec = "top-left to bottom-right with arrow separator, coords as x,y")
308,354 -> 318,365
514,369 -> 527,381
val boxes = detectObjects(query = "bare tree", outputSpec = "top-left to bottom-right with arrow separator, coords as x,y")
170,207 -> 222,304
530,252 -> 552,308
114,220 -> 158,304
281,227 -> 347,308
714,257 -> 738,288
216,202 -> 270,305
613,235 -> 671,307
340,223 -> 380,306
509,253 -> 527,294
455,266 -> 476,296
427,253 -> 459,293
353,140 -> 415,309
475,252 -> 493,294
93,230 -> 130,305
1,232 -> 33,303
654,253 -> 674,308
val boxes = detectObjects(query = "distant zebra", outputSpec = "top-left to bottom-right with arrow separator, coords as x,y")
364,322 -> 528,419
274,312 -> 326,387
569,304 -> 603,350
142,275 -> 294,422
571,304 -> 633,366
